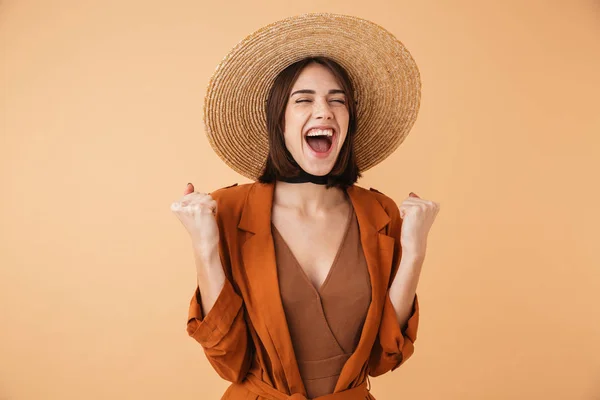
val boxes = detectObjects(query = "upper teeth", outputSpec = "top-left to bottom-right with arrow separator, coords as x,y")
306,129 -> 334,137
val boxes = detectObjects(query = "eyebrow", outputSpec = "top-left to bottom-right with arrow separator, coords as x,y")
290,89 -> 346,97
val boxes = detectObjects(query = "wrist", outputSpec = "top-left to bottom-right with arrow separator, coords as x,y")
192,243 -> 220,264
401,249 -> 426,264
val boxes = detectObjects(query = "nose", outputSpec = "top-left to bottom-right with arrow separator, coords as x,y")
314,99 -> 334,120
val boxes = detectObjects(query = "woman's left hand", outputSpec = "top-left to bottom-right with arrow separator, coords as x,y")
399,192 -> 441,259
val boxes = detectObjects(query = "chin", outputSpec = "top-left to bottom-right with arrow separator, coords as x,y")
302,163 -> 335,176
294,149 -> 339,176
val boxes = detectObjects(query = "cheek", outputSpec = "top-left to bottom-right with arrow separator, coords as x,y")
335,108 -> 349,124
283,131 -> 300,149
282,123 -> 302,151
337,112 -> 350,137
284,109 -> 309,137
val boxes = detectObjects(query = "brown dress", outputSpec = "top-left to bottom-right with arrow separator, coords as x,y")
272,203 -> 372,399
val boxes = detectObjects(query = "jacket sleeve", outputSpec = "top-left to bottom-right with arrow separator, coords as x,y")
187,276 -> 253,383
186,185 -> 253,383
368,292 -> 419,376
368,192 -> 420,377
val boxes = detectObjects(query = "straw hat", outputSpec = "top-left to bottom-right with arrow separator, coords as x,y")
203,12 -> 421,181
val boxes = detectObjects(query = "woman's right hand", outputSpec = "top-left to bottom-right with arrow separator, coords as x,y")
171,183 -> 220,257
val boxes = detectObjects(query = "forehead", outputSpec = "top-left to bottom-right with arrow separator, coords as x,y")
292,63 -> 342,89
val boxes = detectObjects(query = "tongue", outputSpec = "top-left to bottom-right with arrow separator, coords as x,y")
306,136 -> 332,153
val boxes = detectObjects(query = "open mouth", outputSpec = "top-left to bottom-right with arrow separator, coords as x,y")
304,128 -> 335,154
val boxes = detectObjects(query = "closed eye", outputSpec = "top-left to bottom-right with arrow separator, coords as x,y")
295,99 -> 346,104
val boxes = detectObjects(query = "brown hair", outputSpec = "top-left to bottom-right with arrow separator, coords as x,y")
257,56 -> 361,189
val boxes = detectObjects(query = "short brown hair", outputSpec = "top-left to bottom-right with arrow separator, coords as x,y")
257,56 -> 361,189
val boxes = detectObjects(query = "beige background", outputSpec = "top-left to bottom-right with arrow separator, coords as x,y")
1,0 -> 599,399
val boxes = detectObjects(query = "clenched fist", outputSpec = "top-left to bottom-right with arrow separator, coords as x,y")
398,192 -> 440,259
170,183 -> 220,256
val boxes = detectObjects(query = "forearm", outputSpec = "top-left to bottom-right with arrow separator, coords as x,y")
193,245 -> 226,317
187,245 -> 252,383
388,252 -> 425,329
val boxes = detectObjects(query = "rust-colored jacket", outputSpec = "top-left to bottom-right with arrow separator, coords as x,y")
187,182 -> 419,400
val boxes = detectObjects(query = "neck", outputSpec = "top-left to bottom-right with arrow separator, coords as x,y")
273,180 -> 347,215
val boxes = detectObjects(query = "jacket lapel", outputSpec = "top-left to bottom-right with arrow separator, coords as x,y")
335,185 -> 395,391
238,182 -> 306,395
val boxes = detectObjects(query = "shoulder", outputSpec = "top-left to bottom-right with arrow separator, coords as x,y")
209,182 -> 252,207
209,182 -> 253,225
358,185 -> 403,236
209,182 -> 251,198
352,184 -> 400,216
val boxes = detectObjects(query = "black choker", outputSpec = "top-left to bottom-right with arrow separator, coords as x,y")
279,169 -> 330,185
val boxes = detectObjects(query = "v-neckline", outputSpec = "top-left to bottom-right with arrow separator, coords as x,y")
271,203 -> 354,295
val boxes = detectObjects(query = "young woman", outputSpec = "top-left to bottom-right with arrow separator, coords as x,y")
171,14 -> 440,400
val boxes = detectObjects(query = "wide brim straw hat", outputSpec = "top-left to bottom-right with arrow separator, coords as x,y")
203,12 -> 422,181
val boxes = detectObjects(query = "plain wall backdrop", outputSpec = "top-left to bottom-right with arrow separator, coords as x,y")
1,1 -> 599,399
